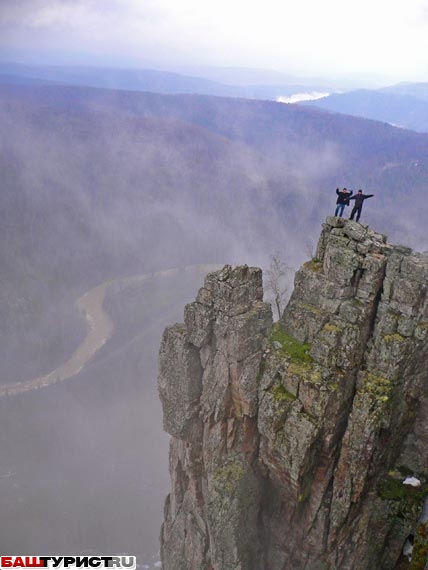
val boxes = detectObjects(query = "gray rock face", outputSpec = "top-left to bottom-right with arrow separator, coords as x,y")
158,220 -> 428,570
158,265 -> 272,570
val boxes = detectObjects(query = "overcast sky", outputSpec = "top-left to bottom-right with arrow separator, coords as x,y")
0,0 -> 427,82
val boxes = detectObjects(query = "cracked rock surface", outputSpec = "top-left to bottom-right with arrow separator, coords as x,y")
158,218 -> 428,570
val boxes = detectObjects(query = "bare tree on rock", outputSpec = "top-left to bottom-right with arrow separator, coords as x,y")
264,252 -> 292,320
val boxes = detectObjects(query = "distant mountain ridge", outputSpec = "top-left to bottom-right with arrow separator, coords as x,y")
380,82 -> 428,102
7,62 -> 428,130
0,62 -> 243,96
0,61 -> 337,100
302,84 -> 428,133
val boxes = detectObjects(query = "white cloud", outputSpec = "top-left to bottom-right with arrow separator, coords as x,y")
277,92 -> 330,104
0,0 -> 427,81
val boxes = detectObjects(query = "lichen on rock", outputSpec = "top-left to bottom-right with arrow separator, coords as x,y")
158,218 -> 428,570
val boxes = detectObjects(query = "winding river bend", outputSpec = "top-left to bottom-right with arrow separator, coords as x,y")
0,264 -> 219,398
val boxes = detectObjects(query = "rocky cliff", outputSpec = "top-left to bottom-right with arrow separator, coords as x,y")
158,217 -> 428,570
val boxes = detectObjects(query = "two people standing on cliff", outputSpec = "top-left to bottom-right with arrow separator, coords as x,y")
334,187 -> 374,222
335,188 -> 353,217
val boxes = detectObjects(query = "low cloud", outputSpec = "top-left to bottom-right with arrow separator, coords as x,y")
277,91 -> 330,104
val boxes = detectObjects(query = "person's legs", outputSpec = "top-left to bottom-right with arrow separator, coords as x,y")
350,205 -> 357,220
356,205 -> 362,221
335,204 -> 345,216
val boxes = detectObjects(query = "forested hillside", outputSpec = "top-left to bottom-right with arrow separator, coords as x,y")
303,88 -> 428,133
1,83 -> 428,383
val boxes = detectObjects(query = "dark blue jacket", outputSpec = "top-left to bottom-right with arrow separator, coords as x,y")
336,188 -> 353,205
349,193 -> 373,207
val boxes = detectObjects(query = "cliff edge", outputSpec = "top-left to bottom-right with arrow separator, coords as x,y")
158,217 -> 428,570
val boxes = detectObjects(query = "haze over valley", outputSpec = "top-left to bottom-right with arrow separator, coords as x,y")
1,0 -> 428,561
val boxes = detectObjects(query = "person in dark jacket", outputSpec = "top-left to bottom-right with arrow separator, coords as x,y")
349,189 -> 374,222
335,187 -> 353,217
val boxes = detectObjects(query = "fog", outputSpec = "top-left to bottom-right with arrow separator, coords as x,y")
0,86 -> 311,564
1,0 -> 427,81
1,82 -> 428,563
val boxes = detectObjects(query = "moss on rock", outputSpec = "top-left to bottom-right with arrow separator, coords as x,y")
378,477 -> 427,503
409,523 -> 428,570
361,372 -> 393,402
323,322 -> 342,333
303,259 -> 324,273
384,332 -> 406,343
296,301 -> 324,315
288,362 -> 322,384
270,323 -> 312,364
271,383 -> 297,402
214,460 -> 246,494
377,474 -> 428,529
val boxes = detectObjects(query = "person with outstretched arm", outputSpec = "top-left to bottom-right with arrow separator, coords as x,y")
349,189 -> 374,222
335,187 -> 353,217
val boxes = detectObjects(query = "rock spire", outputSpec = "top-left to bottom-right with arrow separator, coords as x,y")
158,218 -> 428,569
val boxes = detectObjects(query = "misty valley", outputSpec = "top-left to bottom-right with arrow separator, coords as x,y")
1,75 -> 428,567
0,268 -> 211,564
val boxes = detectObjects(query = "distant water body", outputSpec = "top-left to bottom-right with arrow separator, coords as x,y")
0,264 -> 220,398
